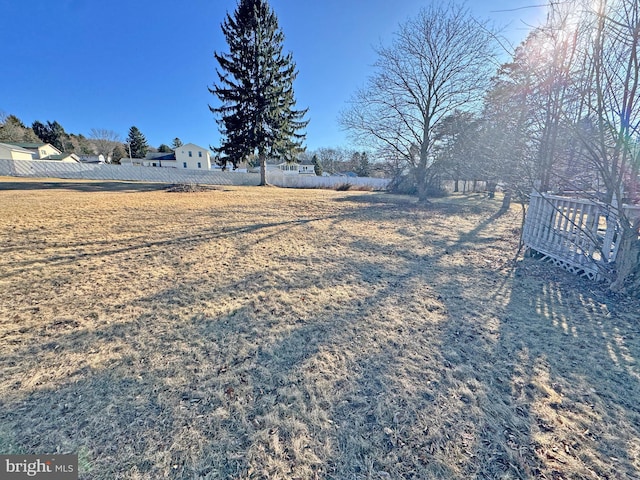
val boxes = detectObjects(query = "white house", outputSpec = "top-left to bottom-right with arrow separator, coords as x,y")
298,158 -> 315,175
121,143 -> 212,170
78,154 -> 106,164
248,160 -> 317,175
2,142 -> 78,162
0,142 -> 35,160
276,162 -> 299,174
175,143 -> 211,170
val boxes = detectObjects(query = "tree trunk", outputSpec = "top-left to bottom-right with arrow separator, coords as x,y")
413,165 -> 430,203
417,180 -> 429,203
609,217 -> 640,294
454,179 -> 459,192
259,154 -> 269,186
487,181 -> 496,199
500,190 -> 512,212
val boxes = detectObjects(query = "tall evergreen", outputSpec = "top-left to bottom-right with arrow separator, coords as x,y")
210,0 -> 308,185
126,126 -> 149,159
32,120 -> 67,151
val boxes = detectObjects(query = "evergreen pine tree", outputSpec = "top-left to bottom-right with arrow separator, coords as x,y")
126,126 -> 149,159
32,120 -> 67,151
312,154 -> 323,176
356,152 -> 371,177
210,0 -> 308,185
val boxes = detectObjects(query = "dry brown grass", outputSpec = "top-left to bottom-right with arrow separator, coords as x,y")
0,177 -> 639,479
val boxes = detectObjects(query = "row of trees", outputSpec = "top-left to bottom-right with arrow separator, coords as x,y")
0,112 -> 183,163
339,0 -> 640,292
299,148 -> 377,177
342,0 -> 640,204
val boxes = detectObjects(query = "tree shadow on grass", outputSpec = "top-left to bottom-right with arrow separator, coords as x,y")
5,193 -> 636,479
1,195 -> 424,281
1,195 -> 461,478
494,268 -> 640,478
0,180 -> 168,193
0,215 -> 350,280
428,211 -> 640,478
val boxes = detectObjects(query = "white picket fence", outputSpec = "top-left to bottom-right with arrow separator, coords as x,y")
522,192 -> 640,280
0,159 -> 390,190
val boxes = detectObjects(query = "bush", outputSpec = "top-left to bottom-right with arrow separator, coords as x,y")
423,185 -> 449,198
387,175 -> 417,195
387,174 -> 448,197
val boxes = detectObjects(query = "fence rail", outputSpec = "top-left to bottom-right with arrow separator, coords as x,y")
0,159 -> 390,190
522,192 -> 640,280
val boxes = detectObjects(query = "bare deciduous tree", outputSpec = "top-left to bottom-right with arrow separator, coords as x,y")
341,2 -> 497,201
89,128 -> 121,163
570,0 -> 640,291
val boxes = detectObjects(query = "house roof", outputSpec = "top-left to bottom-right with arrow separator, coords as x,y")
47,153 -> 79,162
5,142 -> 62,155
146,152 -> 176,161
179,142 -> 208,150
0,142 -> 34,154
78,155 -> 104,164
5,142 -> 47,148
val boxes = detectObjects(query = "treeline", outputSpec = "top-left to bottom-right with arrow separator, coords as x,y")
298,148 -> 384,178
0,112 -> 183,164
342,0 -> 640,205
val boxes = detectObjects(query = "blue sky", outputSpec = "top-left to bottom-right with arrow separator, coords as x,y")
0,1 -> 546,151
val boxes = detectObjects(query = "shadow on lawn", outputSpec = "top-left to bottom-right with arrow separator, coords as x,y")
0,215 -> 349,280
0,196 -> 428,281
1,196 -> 638,479
0,180 -> 168,193
428,217 -> 640,478
492,271 -> 640,478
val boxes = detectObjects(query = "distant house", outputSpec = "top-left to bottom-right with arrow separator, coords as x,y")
47,153 -> 80,162
276,162 -> 299,174
145,152 -> 178,168
248,159 -> 316,175
176,143 -> 211,170
298,158 -> 315,175
121,143 -> 213,170
0,142 -> 35,160
78,154 -> 106,164
4,142 -> 79,162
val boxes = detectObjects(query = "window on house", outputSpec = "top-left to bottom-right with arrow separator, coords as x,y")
198,151 -> 202,157
188,151 -> 192,157
40,150 -> 46,156
197,162 -> 201,168
152,162 -> 157,167
183,162 -> 187,168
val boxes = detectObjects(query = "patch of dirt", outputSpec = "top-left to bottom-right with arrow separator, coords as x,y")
165,183 -> 222,193
0,178 -> 638,479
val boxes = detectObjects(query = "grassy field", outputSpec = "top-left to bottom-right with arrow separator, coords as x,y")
0,177 -> 639,479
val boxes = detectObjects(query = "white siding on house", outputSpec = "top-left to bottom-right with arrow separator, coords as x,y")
34,144 -> 61,159
0,143 -> 34,160
176,143 -> 211,170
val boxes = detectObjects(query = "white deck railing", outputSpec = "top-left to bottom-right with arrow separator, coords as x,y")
522,192 -> 640,280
